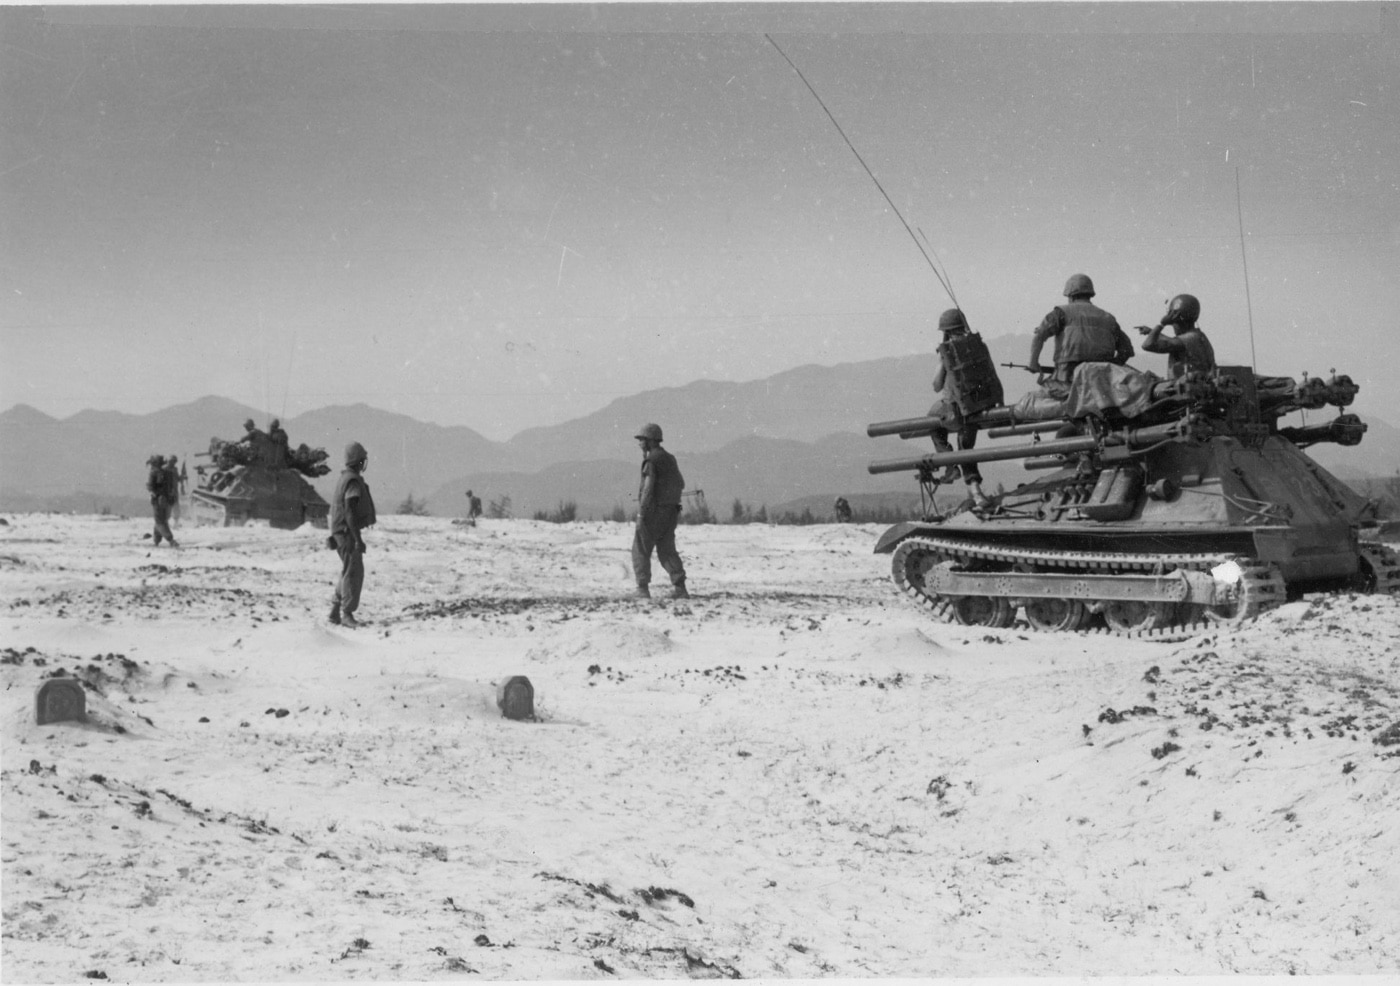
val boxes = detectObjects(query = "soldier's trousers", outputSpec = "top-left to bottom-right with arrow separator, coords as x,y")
931,424 -> 982,484
632,505 -> 686,588
151,498 -> 175,545
333,533 -> 365,615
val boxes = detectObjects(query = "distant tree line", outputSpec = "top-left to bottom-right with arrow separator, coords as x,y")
1347,474 -> 1400,518
405,476 -> 1400,529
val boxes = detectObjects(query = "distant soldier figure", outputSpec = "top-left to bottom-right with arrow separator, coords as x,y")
928,308 -> 991,508
329,441 -> 376,628
631,423 -> 687,600
833,496 -> 853,523
1136,293 -> 1217,379
1027,274 -> 1135,386
145,455 -> 178,547
241,418 -> 265,444
464,489 -> 483,527
269,418 -> 291,466
166,455 -> 183,525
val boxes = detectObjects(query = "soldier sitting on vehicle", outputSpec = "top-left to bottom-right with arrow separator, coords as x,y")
928,308 -> 993,509
269,418 -> 291,466
1136,293 -> 1216,380
1027,273 -> 1135,396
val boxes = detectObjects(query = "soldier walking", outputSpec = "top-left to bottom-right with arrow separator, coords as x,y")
329,441 -> 376,628
833,496 -> 853,523
631,423 -> 687,599
465,489 -> 483,527
146,455 -> 178,547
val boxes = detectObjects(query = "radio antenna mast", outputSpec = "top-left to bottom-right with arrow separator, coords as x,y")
1234,166 -> 1258,370
766,34 -> 958,310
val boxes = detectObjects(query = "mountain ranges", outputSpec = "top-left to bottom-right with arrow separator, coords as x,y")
3,336 -> 1396,520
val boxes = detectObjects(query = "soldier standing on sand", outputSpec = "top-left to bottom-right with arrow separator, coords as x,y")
329,441 -> 376,628
146,455 -> 178,548
833,497 -> 853,523
465,489 -> 483,527
631,423 -> 688,600
166,455 -> 183,526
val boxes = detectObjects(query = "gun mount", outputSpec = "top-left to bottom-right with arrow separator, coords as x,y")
866,358 -> 1397,639
189,422 -> 331,530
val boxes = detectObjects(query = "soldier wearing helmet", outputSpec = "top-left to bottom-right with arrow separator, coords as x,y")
145,454 -> 178,548
927,309 -> 990,507
631,423 -> 688,599
164,454 -> 184,526
268,418 -> 291,467
1136,293 -> 1216,379
329,441 -> 376,627
1027,273 -> 1135,385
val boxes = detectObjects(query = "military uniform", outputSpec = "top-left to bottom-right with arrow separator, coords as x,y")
269,420 -> 291,467
631,430 -> 687,597
928,309 -> 984,486
1029,299 -> 1135,384
329,443 -> 376,626
146,456 -> 177,547
1141,325 -> 1215,378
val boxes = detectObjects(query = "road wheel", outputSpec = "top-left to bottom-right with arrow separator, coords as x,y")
950,595 -> 1014,628
1024,597 -> 1090,632
1103,599 -> 1173,633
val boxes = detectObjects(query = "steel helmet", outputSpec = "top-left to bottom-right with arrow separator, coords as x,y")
244,418 -> 256,430
1062,273 -> 1095,298
937,308 -> 969,333
634,423 -> 663,443
344,441 -> 368,465
1163,293 -> 1201,326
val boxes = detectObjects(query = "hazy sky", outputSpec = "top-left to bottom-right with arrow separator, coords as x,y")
3,3 -> 1398,440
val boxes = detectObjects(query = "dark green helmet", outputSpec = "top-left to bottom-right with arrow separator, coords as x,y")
1163,293 -> 1201,326
1063,273 -> 1095,298
938,309 -> 969,333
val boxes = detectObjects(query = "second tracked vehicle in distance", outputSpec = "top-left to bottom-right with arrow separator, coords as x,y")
866,329 -> 1399,640
190,419 -> 332,530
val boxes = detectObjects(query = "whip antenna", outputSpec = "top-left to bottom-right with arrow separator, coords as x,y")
1234,166 -> 1258,370
766,34 -> 958,308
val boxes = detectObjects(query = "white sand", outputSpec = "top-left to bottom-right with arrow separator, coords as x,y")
2,514 -> 1397,980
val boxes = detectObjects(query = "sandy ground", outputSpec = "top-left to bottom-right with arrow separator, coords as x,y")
1,513 -> 1398,982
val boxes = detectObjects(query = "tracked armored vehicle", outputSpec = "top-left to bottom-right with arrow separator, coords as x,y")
189,422 -> 331,530
867,333 -> 1399,639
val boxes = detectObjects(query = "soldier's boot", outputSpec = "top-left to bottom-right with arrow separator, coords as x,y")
329,603 -> 341,626
634,585 -> 651,600
968,481 -> 992,511
341,612 -> 361,629
671,581 -> 689,599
